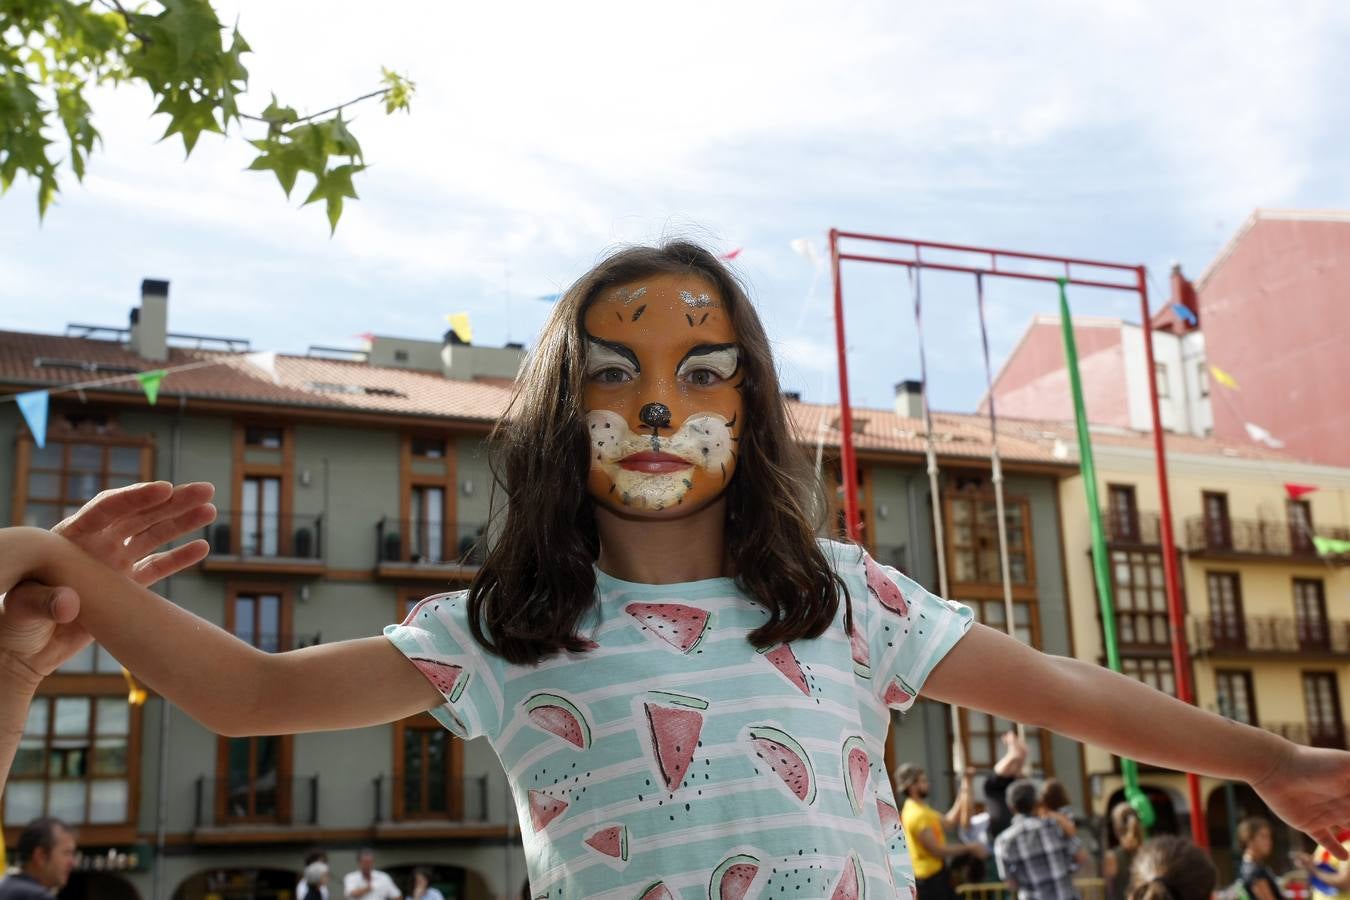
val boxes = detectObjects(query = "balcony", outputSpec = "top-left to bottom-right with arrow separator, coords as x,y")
1101,509 -> 1161,546
202,511 -> 325,575
193,775 -> 320,834
1183,516 -> 1350,563
1262,721 -> 1347,750
1189,615 -> 1350,659
375,517 -> 486,581
371,773 -> 493,838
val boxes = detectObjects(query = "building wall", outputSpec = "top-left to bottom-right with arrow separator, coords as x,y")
988,321 -> 1133,428
1201,217 -> 1350,466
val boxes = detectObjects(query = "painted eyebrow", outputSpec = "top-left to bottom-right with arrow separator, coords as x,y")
585,336 -> 640,371
677,343 -> 740,373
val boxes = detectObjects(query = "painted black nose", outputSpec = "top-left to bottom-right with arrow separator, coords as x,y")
639,402 -> 672,429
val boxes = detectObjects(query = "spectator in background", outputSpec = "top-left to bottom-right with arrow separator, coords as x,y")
986,730 -> 1030,849
0,818 -> 77,900
994,779 -> 1085,900
896,763 -> 989,900
343,847 -> 402,900
1238,817 -> 1286,900
1039,779 -> 1079,839
411,868 -> 445,900
297,849 -> 330,900
1296,827 -> 1350,900
1104,802 -> 1145,900
1127,835 -> 1216,900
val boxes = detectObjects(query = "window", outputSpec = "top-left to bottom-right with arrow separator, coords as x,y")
1215,670 -> 1257,724
410,485 -> 446,563
398,717 -> 461,819
1295,579 -> 1329,651
963,598 -> 1035,646
1121,657 -> 1176,697
411,437 -> 446,459
1197,362 -> 1210,398
1288,500 -> 1315,554
960,710 -> 1048,776
1206,572 -> 1245,650
947,492 -> 1033,588
241,475 -> 281,556
244,426 -> 284,449
1202,492 -> 1231,550
397,434 -> 458,566
1110,549 -> 1170,647
232,424 -> 292,560
1302,673 -> 1345,748
4,695 -> 134,826
218,588 -> 292,822
1107,484 -> 1140,543
21,439 -> 148,529
1154,363 -> 1169,398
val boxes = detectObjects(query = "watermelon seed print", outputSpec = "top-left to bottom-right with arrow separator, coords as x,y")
527,789 -> 568,832
624,602 -> 711,653
849,619 -> 872,679
864,552 -> 910,617
746,724 -> 817,805
882,674 -> 918,708
842,736 -> 870,816
582,823 -> 629,867
637,882 -> 674,900
523,692 -> 593,750
642,691 -> 708,792
709,852 -> 760,900
408,656 -> 468,703
830,851 -> 865,900
760,643 -> 811,696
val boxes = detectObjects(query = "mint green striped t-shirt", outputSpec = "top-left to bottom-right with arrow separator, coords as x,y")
383,540 -> 974,899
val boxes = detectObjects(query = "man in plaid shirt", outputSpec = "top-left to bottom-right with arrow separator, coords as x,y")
994,779 -> 1087,900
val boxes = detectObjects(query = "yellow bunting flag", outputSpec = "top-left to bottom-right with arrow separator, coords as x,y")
121,666 -> 148,706
445,313 -> 473,344
136,369 -> 167,405
1209,365 -> 1239,391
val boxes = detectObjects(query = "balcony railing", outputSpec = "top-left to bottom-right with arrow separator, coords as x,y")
1184,516 -> 1350,559
204,512 -> 324,561
1189,615 -> 1350,656
375,518 -> 486,567
1263,721 -> 1348,750
372,773 -> 490,824
1101,509 -> 1161,545
194,775 -> 319,828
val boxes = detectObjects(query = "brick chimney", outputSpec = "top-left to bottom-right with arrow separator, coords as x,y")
1169,263 -> 1199,330
129,279 -> 169,361
894,380 -> 925,419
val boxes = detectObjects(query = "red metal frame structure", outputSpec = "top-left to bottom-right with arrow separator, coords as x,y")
828,228 -> 1207,846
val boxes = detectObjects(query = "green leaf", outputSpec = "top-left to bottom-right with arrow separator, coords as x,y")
246,136 -> 305,198
380,66 -> 415,114
302,162 -> 366,234
155,88 -> 223,155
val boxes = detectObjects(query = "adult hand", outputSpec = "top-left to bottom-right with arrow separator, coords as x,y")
1253,741 -> 1350,859
0,481 -> 216,678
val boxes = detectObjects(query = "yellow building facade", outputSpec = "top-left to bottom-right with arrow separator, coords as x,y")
1058,430 -> 1350,867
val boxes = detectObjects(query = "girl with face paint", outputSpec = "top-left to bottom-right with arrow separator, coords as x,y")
6,243 -> 1350,898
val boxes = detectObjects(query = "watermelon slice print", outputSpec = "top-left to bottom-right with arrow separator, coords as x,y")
830,851 -> 865,900
409,657 -> 468,703
877,797 -> 901,837
709,853 -> 760,900
583,824 -> 629,862
527,789 -> 567,832
882,675 -> 916,708
760,643 -> 810,695
523,692 -> 592,749
637,882 -> 674,900
747,724 -> 816,805
625,602 -> 710,653
644,691 -> 709,790
849,620 -> 871,679
842,735 -> 870,815
864,553 -> 909,616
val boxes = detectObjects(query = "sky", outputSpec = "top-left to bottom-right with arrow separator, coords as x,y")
4,0 -> 1350,412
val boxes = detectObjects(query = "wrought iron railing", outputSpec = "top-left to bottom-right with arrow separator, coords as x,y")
204,512 -> 324,560
371,773 -> 490,823
375,518 -> 486,565
1263,721 -> 1347,750
1189,615 -> 1350,655
1100,509 -> 1161,545
194,774 -> 319,827
1184,516 -> 1350,558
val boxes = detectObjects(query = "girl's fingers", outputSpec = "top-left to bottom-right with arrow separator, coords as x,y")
113,483 -> 216,545
128,540 -> 211,587
55,481 -> 175,541
123,503 -> 217,563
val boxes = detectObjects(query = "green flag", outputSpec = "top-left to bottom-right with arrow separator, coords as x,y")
1314,536 -> 1350,556
136,369 -> 167,406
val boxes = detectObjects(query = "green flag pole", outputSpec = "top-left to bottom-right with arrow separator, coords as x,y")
1056,278 -> 1156,831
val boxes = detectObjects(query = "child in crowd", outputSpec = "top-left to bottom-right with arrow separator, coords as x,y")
1239,817 -> 1287,900
1104,802 -> 1145,900
1128,836 -> 1216,900
5,242 -> 1350,898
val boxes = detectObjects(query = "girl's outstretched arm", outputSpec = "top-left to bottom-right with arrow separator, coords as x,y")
925,624 -> 1350,856
4,527 -> 443,737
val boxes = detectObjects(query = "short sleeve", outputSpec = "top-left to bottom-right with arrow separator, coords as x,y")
860,549 -> 974,711
383,590 -> 504,740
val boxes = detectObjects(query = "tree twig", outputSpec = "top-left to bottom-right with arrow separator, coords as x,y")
239,87 -> 390,126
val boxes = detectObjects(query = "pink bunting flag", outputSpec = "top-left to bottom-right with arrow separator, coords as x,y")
1285,483 -> 1318,501
719,248 -> 743,261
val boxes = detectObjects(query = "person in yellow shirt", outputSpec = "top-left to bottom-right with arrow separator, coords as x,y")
896,763 -> 989,900
1297,828 -> 1350,900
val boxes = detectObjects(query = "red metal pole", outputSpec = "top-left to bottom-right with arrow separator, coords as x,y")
829,229 -> 861,541
1137,265 -> 1208,846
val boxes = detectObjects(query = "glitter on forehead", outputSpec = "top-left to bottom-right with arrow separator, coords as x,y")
616,286 -> 647,305
679,290 -> 714,308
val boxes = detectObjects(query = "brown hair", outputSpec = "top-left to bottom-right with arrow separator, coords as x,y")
1110,801 -> 1143,850
1127,836 -> 1216,900
1237,816 -> 1271,849
467,240 -> 849,664
1039,778 -> 1071,812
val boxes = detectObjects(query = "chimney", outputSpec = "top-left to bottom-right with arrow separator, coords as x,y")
129,279 -> 169,361
1169,263 -> 1199,330
894,380 -> 924,419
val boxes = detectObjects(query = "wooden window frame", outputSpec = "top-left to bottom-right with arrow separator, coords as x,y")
1215,669 -> 1258,725
1294,578 -> 1329,651
399,434 -> 457,563
13,427 -> 155,528
1109,548 -> 1171,649
1288,499 -> 1315,554
1301,671 -> 1345,748
215,584 -> 294,824
1107,483 -> 1140,543
1205,570 -> 1246,649
1120,656 -> 1177,698
1202,490 -> 1232,549
231,422 -> 295,557
943,490 -> 1038,600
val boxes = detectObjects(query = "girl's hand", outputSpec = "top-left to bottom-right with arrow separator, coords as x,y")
1253,741 -> 1350,859
0,481 -> 215,679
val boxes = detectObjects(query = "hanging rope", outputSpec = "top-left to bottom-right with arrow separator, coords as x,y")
909,265 -> 965,773
974,272 -> 1027,743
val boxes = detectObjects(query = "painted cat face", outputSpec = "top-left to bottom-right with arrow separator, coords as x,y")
582,272 -> 743,516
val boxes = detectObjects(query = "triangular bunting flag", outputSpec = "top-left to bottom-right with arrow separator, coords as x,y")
1313,535 -> 1350,557
790,237 -> 819,265
537,292 -> 563,303
445,312 -> 473,343
16,390 -> 49,448
719,247 -> 743,261
136,370 -> 167,405
1170,303 -> 1198,326
1243,422 -> 1284,449
1209,365 -> 1239,390
1285,483 -> 1318,501
121,666 -> 148,707
244,351 -> 279,384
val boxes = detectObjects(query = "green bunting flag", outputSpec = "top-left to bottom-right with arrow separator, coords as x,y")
1314,536 -> 1350,557
136,370 -> 167,405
